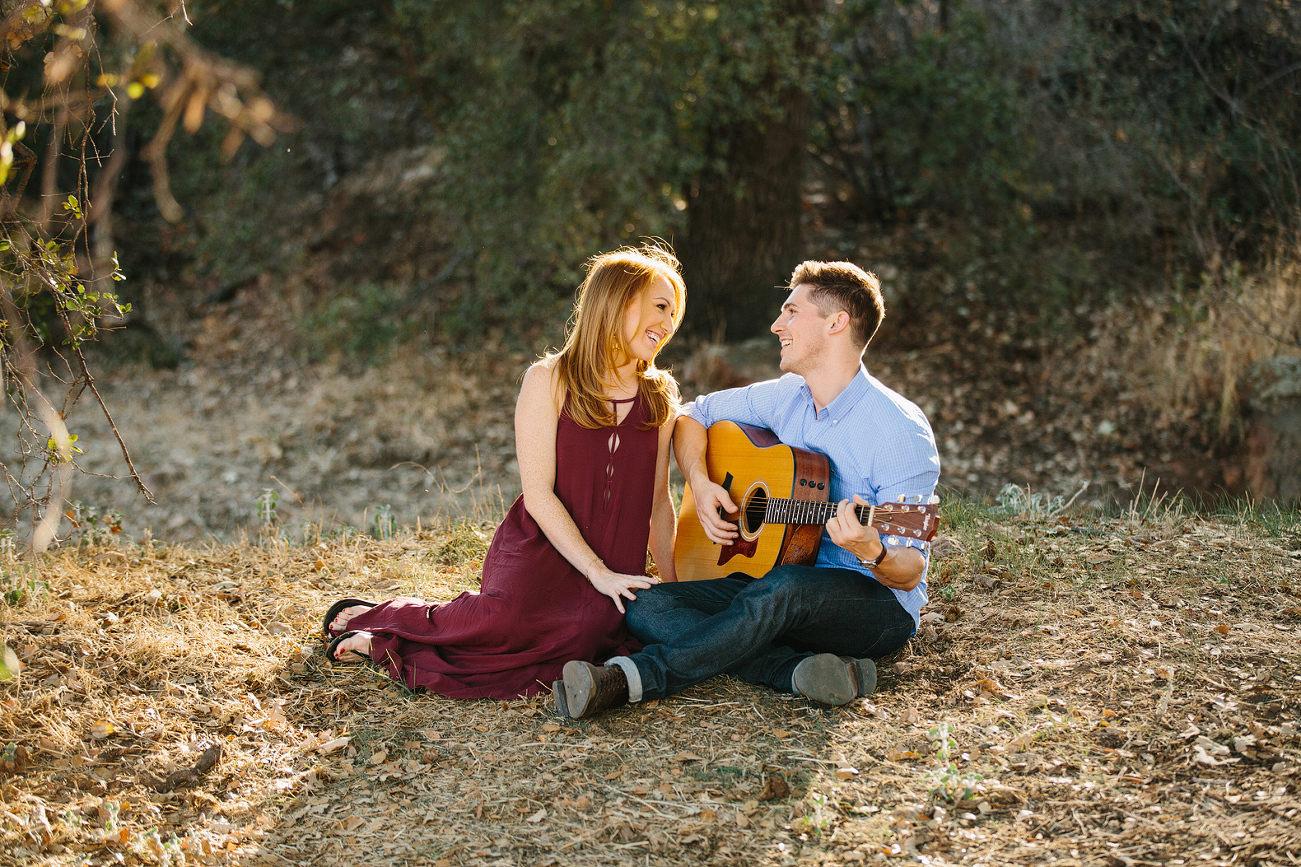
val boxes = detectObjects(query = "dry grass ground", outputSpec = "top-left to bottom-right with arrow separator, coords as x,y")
1,499 -> 1299,867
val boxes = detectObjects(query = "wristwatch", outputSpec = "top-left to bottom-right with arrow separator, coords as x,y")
858,542 -> 888,568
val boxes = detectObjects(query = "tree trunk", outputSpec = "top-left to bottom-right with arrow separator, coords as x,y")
681,86 -> 810,341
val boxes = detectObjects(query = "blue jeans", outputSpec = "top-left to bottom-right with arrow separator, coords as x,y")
622,565 -> 916,701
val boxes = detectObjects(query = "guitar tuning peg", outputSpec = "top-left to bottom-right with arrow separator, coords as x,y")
927,495 -> 940,504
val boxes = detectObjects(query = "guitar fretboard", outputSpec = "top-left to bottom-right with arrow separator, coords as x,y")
762,498 -> 931,539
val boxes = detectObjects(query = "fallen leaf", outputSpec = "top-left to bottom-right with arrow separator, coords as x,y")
1193,743 -> 1239,766
758,775 -> 790,800
317,736 -> 351,754
771,729 -> 791,739
672,752 -> 703,763
527,808 -> 546,823
90,721 -> 116,739
835,767 -> 859,780
1213,624 -> 1230,636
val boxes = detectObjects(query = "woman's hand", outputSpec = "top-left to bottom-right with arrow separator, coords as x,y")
587,564 -> 659,614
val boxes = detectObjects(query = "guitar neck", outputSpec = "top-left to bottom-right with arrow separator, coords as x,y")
762,497 -> 935,542
764,498 -> 872,527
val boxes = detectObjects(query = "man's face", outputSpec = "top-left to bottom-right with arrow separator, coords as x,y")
621,276 -> 678,364
770,283 -> 834,375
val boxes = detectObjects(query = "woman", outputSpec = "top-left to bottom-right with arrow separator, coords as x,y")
322,244 -> 684,699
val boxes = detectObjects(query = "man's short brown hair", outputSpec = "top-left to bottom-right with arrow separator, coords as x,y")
789,260 -> 885,348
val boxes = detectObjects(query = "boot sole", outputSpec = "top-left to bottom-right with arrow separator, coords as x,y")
793,653 -> 857,707
561,660 -> 599,718
551,679 -> 570,718
843,656 -> 877,696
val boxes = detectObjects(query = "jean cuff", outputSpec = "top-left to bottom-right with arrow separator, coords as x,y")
606,656 -> 643,703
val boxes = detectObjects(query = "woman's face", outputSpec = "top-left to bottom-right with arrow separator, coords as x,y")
621,276 -> 678,364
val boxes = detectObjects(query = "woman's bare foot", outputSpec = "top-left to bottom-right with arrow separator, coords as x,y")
330,605 -> 371,634
332,631 -> 373,662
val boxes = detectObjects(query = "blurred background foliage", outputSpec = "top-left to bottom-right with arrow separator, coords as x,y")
132,0 -> 1298,343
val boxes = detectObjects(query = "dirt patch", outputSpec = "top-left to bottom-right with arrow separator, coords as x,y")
1,504 -> 1297,866
57,312 -> 1193,547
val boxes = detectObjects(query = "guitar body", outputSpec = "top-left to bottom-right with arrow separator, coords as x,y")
674,421 -> 830,582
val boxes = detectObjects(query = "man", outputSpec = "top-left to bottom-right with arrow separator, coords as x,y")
554,260 -> 940,718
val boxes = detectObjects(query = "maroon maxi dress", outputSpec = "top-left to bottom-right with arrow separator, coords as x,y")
342,394 -> 655,698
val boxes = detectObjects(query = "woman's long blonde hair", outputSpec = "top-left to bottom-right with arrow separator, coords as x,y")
551,244 -> 686,430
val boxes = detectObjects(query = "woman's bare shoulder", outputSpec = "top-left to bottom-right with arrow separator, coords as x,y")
520,356 -> 565,408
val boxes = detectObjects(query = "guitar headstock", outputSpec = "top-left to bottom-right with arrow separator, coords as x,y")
862,495 -> 940,543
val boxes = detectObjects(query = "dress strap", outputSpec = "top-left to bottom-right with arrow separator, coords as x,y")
608,395 -> 638,403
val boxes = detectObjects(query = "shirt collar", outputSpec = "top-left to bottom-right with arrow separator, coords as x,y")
802,363 -> 872,421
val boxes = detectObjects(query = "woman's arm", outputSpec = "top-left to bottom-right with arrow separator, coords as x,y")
648,412 -> 678,582
515,361 -> 657,613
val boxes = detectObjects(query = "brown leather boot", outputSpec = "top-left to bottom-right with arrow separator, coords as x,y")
560,661 -> 629,718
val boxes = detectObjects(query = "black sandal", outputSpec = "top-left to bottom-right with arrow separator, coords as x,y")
321,598 -> 377,638
326,630 -> 373,664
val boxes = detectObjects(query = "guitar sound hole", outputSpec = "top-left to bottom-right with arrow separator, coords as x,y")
741,488 -> 768,536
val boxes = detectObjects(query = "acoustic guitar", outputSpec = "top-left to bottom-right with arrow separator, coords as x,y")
673,421 -> 939,582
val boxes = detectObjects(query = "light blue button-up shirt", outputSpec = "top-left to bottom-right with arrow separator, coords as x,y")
680,364 -> 941,627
